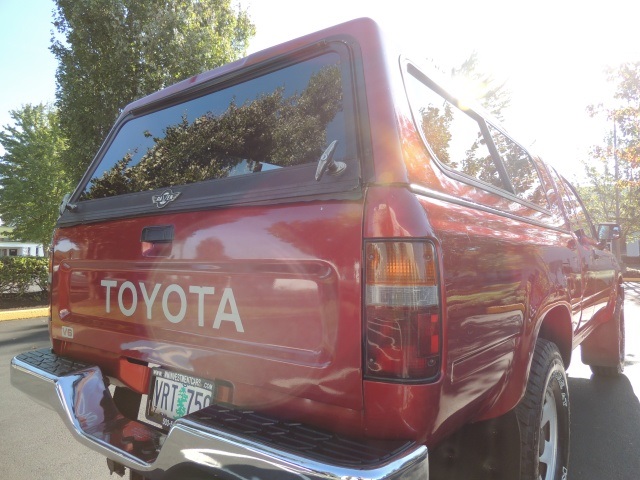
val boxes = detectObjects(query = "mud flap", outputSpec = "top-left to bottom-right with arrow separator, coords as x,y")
429,410 -> 520,480
580,289 -> 623,368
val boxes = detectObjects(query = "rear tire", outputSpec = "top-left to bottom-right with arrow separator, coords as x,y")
516,339 -> 569,480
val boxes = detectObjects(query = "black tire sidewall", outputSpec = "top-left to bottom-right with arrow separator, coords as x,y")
544,359 -> 570,480
618,301 -> 625,369
518,339 -> 570,480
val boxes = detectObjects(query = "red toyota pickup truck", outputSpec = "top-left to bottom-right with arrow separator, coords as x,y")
12,18 -> 624,480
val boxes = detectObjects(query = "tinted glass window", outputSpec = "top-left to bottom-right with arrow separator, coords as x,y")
80,53 -> 346,200
555,173 -> 594,236
488,125 -> 549,209
405,71 -> 503,190
407,70 -> 504,188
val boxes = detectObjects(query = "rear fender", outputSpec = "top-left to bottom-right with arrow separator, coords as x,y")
476,302 -> 573,421
430,410 -> 520,479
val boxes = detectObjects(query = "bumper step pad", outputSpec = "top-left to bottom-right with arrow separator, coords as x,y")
14,348 -> 91,377
190,406 -> 415,468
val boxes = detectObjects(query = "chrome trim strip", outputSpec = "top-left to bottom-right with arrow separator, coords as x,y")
409,183 -> 568,234
11,351 -> 429,480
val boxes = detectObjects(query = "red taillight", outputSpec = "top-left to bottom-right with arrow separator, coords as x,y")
364,241 -> 441,381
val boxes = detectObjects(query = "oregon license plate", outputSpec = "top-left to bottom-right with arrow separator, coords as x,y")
146,368 -> 214,430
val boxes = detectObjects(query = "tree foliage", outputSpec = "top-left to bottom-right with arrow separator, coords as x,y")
0,256 -> 49,295
583,62 -> 640,242
0,104 -> 71,251
51,0 -> 256,182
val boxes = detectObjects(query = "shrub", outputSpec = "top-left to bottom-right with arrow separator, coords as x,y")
0,257 -> 48,295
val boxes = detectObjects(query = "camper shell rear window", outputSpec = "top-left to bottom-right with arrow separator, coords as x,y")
81,52 -> 349,201
61,41 -> 363,226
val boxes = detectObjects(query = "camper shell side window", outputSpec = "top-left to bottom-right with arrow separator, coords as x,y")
403,62 -> 550,211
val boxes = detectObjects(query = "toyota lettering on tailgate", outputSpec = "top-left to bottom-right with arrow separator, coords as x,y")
100,280 -> 245,332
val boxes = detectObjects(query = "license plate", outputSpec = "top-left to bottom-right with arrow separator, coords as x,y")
146,368 -> 214,430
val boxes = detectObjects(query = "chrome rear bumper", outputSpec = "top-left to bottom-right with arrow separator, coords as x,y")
11,348 -> 429,479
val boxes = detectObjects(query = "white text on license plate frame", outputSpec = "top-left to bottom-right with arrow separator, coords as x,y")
146,368 -> 214,430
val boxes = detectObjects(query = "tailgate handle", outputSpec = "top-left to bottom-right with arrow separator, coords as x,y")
141,225 -> 174,244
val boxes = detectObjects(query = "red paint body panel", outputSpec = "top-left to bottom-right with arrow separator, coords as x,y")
52,203 -> 366,419
47,17 -> 621,454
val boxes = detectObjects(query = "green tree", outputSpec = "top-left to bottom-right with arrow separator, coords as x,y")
583,62 -> 640,245
51,0 -> 255,182
0,104 -> 71,252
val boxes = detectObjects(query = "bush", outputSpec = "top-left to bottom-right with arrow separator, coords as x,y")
0,256 -> 48,295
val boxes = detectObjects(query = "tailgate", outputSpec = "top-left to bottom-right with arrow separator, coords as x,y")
52,202 -> 364,411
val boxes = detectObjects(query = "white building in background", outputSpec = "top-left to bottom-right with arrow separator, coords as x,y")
0,226 -> 44,257
627,237 -> 640,257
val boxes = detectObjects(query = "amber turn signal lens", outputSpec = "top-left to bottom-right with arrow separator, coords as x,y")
366,242 -> 436,286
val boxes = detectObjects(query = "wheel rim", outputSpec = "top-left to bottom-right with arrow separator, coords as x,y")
539,389 -> 559,480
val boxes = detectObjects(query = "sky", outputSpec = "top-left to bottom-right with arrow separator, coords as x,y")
1,0 -> 639,182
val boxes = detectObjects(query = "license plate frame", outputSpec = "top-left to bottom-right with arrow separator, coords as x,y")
146,367 -> 215,431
